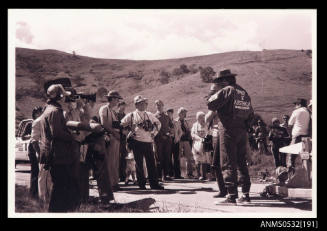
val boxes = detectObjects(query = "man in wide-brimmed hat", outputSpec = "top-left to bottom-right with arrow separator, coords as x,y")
207,69 -> 254,205
99,90 -> 123,191
120,95 -> 164,190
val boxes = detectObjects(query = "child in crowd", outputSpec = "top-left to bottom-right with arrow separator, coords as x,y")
125,151 -> 137,185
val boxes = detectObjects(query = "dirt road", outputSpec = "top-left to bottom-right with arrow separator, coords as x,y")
14,163 -> 313,216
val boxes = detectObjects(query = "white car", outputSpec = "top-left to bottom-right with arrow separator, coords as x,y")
15,119 -> 33,167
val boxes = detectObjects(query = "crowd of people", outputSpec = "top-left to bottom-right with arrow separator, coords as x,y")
26,69 -> 312,211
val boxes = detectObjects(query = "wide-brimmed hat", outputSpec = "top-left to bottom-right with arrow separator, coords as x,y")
155,99 -> 164,106
167,108 -> 174,113
106,90 -> 123,99
213,69 -> 237,83
134,95 -> 148,104
293,98 -> 307,107
177,107 -> 187,115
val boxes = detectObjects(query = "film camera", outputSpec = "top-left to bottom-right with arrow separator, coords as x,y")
43,77 -> 96,103
137,119 -> 155,132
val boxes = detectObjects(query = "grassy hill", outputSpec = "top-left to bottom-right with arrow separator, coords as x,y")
15,47 -> 312,128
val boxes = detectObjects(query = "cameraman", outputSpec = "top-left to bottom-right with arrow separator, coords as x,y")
39,84 -> 76,212
99,91 -> 123,191
120,95 -> 164,190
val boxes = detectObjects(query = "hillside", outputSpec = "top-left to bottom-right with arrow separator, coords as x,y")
15,48 -> 312,128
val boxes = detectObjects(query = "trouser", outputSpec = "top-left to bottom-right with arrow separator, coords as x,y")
71,141 -> 81,208
94,156 -> 114,201
288,135 -> 308,168
132,140 -> 159,188
220,128 -> 251,197
119,139 -> 128,181
28,148 -> 39,199
38,163 -> 53,204
271,143 -> 287,168
155,136 -> 172,178
106,137 -> 120,187
212,135 -> 227,194
79,162 -> 89,203
169,141 -> 181,177
180,141 -> 194,176
49,164 -> 79,212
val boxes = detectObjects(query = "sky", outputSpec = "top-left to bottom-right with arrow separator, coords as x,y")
10,9 -> 315,60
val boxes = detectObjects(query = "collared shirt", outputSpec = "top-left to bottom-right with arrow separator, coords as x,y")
30,116 -> 42,144
288,107 -> 311,137
121,110 -> 161,143
155,111 -> 173,137
99,104 -> 120,133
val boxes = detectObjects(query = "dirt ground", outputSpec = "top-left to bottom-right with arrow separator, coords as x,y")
14,163 -> 313,216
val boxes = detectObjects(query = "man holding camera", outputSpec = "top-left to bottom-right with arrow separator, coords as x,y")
39,84 -> 77,212
121,95 -> 164,190
99,91 -> 123,191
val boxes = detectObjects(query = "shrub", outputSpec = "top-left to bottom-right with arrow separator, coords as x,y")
199,66 -> 216,83
179,64 -> 190,74
97,87 -> 108,98
159,70 -> 171,84
188,64 -> 198,74
172,67 -> 184,76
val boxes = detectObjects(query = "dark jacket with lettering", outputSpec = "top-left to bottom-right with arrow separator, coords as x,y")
207,83 -> 254,130
39,100 -> 74,165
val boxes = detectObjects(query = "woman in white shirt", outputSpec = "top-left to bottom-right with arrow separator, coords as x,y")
191,111 -> 211,180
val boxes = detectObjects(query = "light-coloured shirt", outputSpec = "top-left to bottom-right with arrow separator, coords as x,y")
99,104 -> 120,138
30,117 -> 42,143
288,107 -> 311,137
191,122 -> 208,141
121,110 -> 161,143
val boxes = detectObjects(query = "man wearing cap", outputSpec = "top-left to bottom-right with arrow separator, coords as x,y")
120,95 -> 164,190
39,84 -> 77,212
205,84 -> 227,198
175,107 -> 195,178
99,90 -> 123,191
207,69 -> 254,205
154,100 -> 173,181
287,98 -> 311,169
116,101 -> 128,182
268,118 -> 291,168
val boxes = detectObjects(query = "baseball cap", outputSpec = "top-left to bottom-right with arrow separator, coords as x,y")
134,95 -> 148,104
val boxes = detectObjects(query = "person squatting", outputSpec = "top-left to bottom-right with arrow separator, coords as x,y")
26,69 -> 312,211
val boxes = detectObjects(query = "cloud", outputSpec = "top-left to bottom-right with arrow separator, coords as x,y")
10,10 -> 314,60
16,21 -> 34,44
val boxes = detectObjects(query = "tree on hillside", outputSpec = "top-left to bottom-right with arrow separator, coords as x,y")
199,66 -> 216,83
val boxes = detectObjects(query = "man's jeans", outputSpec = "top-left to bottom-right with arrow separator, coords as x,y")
212,135 -> 227,194
38,163 -> 53,203
220,128 -> 251,196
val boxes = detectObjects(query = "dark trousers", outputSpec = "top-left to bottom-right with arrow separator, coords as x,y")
155,136 -> 172,178
132,140 -> 159,188
49,164 -> 79,212
271,143 -> 287,168
212,136 -> 227,194
220,128 -> 251,196
28,144 -> 39,199
119,140 -> 128,181
79,162 -> 89,203
169,141 -> 181,177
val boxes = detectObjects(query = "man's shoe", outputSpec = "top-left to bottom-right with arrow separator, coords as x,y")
199,176 -> 204,181
164,176 -> 173,181
237,194 -> 251,205
187,174 -> 194,179
139,185 -> 146,190
174,176 -> 184,179
214,196 -> 237,206
151,184 -> 164,190
213,191 -> 227,198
